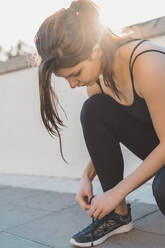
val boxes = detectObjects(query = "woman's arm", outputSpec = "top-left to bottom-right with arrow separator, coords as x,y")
116,51 -> 165,196
82,160 -> 96,182
115,143 -> 165,197
88,49 -> 165,220
88,142 -> 165,219
117,51 -> 165,196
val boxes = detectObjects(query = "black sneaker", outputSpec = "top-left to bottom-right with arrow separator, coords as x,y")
70,203 -> 133,247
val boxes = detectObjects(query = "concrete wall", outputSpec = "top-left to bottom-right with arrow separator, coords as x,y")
151,34 -> 165,45
0,36 -> 164,179
0,67 -> 90,178
0,65 -> 143,179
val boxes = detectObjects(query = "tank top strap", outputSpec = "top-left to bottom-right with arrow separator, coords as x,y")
97,39 -> 163,98
129,39 -> 149,97
96,39 -> 148,95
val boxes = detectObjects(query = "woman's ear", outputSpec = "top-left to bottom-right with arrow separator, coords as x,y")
90,44 -> 102,60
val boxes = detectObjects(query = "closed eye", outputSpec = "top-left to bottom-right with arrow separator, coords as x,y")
74,71 -> 81,77
68,69 -> 82,78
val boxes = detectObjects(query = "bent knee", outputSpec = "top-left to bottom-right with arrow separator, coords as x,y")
80,94 -> 106,125
152,178 -> 165,203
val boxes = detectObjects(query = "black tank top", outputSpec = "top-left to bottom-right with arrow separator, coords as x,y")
96,39 -> 165,124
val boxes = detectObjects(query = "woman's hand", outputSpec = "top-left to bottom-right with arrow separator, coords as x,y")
75,176 -> 94,211
88,187 -> 124,220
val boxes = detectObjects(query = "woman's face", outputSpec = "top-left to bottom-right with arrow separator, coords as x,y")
55,45 -> 103,88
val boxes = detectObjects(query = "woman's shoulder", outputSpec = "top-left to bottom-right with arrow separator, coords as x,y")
126,39 -> 165,67
126,39 -> 165,96
86,40 -> 165,99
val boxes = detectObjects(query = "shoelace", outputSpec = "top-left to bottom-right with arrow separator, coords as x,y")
88,198 -> 131,247
88,195 -> 96,247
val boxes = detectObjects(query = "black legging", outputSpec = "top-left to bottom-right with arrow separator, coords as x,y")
80,93 -> 165,216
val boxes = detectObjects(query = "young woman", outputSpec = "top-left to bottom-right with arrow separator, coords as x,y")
34,0 -> 165,247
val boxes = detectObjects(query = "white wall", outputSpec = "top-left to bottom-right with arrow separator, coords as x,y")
151,35 -> 165,45
0,66 -> 142,179
0,67 -> 91,178
1,35 -> 164,179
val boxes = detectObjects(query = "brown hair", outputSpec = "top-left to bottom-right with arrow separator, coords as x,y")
34,0 -> 137,163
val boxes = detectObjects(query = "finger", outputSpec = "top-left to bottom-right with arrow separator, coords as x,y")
97,212 -> 106,220
80,195 -> 89,204
88,206 -> 97,218
82,202 -> 91,210
93,208 -> 101,219
84,204 -> 91,211
78,198 -> 91,210
83,198 -> 91,209
83,199 -> 92,209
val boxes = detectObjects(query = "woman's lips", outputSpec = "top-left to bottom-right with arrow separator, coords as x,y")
77,83 -> 88,87
78,81 -> 94,87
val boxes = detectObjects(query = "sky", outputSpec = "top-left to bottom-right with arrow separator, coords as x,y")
0,0 -> 165,51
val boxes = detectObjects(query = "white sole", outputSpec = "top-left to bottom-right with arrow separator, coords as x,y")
70,221 -> 133,247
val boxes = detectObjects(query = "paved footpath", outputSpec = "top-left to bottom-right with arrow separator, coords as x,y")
0,173 -> 164,248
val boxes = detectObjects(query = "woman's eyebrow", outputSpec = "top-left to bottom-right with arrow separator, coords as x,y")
66,68 -> 82,78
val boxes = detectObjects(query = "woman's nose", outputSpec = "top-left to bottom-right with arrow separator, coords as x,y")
68,79 -> 79,88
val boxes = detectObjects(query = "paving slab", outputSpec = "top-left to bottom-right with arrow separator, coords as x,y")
0,232 -> 50,248
128,201 -> 159,221
0,177 -> 164,248
5,204 -> 88,248
135,210 -> 165,234
4,199 -> 161,248
109,229 -> 165,248
0,202 -> 51,232
0,186 -> 76,211
0,186 -> 44,205
0,185 -> 11,191
12,189 -> 76,211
